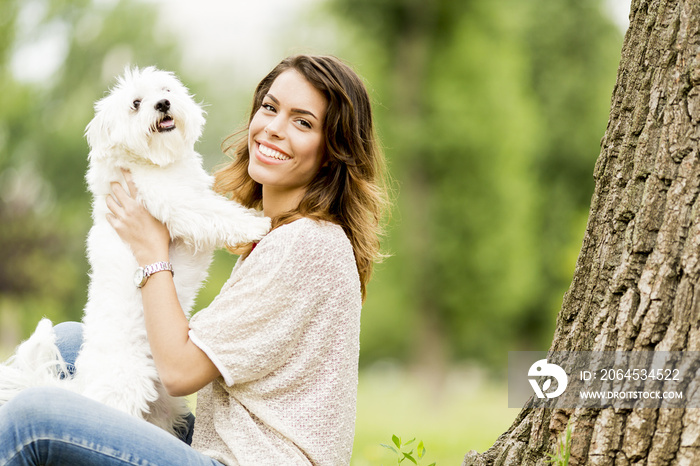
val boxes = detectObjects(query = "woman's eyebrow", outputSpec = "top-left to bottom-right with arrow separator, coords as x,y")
265,93 -> 319,121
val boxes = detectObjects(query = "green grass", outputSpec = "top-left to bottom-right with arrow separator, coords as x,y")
352,363 -> 516,465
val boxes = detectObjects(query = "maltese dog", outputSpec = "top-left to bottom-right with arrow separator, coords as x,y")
0,67 -> 270,435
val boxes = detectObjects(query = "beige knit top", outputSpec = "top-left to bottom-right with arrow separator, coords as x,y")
188,218 -> 362,465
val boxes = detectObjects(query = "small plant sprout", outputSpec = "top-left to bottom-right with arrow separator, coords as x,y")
380,434 -> 436,465
545,422 -> 573,466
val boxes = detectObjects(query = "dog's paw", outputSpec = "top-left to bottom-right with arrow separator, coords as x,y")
226,215 -> 271,246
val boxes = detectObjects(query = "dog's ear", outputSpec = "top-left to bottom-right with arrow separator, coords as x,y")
182,98 -> 206,147
166,75 -> 206,147
85,98 -> 113,161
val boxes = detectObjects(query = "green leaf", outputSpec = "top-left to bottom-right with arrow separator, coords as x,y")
392,434 -> 401,449
417,441 -> 426,458
380,443 -> 398,454
404,438 -> 416,447
428,463 -> 436,466
403,452 -> 418,465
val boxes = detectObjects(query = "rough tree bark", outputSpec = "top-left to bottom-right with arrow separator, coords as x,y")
463,0 -> 700,464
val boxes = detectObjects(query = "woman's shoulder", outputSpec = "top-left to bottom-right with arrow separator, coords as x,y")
230,217 -> 359,295
271,217 -> 347,244
254,218 -> 352,263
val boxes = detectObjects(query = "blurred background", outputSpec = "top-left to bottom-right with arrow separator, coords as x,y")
0,0 -> 629,463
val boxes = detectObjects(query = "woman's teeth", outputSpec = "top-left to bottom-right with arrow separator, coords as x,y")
259,143 -> 290,160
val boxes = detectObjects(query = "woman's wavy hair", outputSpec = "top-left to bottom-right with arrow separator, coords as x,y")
214,55 -> 389,300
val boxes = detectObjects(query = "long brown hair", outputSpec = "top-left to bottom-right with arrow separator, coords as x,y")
214,55 -> 389,300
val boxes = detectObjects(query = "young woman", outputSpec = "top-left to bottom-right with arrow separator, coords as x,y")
0,54 -> 388,465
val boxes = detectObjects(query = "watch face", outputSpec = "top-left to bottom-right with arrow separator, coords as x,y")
134,268 -> 147,287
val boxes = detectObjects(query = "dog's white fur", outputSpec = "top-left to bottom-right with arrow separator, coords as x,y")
0,67 -> 270,434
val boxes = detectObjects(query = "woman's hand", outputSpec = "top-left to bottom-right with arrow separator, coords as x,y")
106,169 -> 171,265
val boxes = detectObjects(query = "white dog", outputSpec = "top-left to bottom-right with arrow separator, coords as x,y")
0,67 -> 270,435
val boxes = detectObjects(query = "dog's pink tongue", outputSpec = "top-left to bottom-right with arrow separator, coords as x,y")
160,119 -> 175,129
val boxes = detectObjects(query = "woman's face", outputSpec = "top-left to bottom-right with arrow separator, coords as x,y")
248,69 -> 327,212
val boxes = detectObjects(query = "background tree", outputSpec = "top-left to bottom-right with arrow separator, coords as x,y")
463,0 -> 700,463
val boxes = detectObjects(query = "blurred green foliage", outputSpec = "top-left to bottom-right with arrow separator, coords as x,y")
0,0 -> 623,369
328,0 -> 623,366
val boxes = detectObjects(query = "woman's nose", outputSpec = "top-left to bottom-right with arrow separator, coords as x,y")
264,116 -> 284,139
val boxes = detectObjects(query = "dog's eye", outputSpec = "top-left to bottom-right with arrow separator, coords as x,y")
132,99 -> 141,110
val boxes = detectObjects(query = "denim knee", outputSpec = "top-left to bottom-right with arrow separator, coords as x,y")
2,386 -> 67,421
54,321 -> 83,377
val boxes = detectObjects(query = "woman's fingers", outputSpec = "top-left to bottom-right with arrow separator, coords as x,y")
121,168 -> 137,197
111,179 -> 130,204
109,168 -> 137,208
105,191 -> 122,216
104,168 -> 170,265
106,178 -> 136,227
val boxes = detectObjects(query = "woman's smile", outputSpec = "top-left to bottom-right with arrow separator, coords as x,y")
255,141 -> 291,163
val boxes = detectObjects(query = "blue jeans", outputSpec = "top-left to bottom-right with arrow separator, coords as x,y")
0,322 -> 223,466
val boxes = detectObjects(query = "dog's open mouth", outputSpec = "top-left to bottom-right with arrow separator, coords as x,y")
156,115 -> 176,133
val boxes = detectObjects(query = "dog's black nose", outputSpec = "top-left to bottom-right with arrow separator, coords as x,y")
155,99 -> 170,113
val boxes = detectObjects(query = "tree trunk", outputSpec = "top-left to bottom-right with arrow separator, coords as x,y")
464,0 -> 700,464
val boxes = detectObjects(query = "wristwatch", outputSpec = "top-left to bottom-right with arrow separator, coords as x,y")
134,261 -> 174,288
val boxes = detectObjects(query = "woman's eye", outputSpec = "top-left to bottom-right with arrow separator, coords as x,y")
297,119 -> 312,129
261,103 -> 275,112
133,99 -> 141,110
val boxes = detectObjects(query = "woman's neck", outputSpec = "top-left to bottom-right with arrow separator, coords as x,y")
262,186 -> 306,219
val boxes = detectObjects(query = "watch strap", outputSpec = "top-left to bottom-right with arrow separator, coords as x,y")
144,261 -> 174,277
136,261 -> 174,288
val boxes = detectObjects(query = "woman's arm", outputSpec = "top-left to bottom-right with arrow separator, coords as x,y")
106,169 -> 221,396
